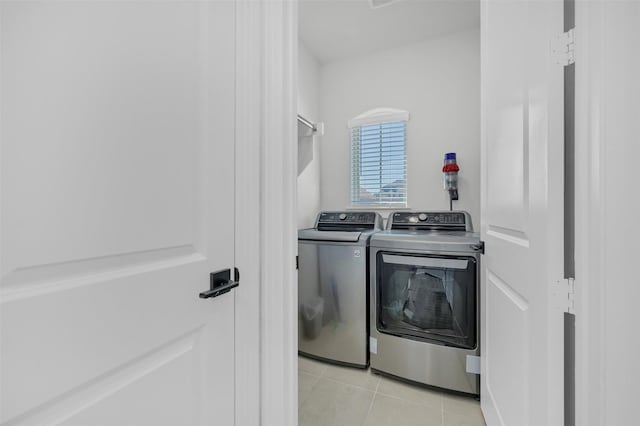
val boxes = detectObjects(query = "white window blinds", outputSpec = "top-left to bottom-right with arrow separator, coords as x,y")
350,120 -> 407,206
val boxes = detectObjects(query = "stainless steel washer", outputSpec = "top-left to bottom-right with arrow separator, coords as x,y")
298,211 -> 383,368
369,211 -> 483,395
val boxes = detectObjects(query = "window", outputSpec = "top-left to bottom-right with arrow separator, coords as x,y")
349,108 -> 409,207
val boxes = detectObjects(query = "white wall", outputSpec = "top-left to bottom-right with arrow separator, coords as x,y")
318,28 -> 480,227
297,41 -> 321,229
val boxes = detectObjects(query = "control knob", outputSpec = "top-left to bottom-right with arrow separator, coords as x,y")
339,213 -> 347,220
418,213 -> 428,221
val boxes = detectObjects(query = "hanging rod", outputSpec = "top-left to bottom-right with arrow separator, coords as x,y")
297,114 -> 317,132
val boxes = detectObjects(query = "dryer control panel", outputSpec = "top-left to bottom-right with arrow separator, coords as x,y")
388,211 -> 472,232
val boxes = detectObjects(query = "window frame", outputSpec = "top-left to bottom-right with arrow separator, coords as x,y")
348,108 -> 409,208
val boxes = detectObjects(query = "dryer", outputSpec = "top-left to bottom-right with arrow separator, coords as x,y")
369,211 -> 483,395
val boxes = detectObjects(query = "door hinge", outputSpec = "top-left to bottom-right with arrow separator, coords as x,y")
565,277 -> 575,314
555,277 -> 576,314
296,255 -> 299,270
553,29 -> 575,66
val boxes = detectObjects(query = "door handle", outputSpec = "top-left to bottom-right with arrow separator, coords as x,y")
199,268 -> 240,299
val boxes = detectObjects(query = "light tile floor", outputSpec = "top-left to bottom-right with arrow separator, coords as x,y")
299,356 -> 486,426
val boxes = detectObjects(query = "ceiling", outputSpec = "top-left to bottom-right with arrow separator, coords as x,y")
299,0 -> 480,65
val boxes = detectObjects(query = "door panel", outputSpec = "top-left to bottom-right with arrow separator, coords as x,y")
485,271 -> 528,425
2,2 -> 199,271
481,0 -> 565,425
484,1 -> 528,235
1,2 -> 236,425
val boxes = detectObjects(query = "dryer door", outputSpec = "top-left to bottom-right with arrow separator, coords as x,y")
376,252 -> 478,349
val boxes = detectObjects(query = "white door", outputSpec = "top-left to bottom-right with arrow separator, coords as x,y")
1,2 -> 237,424
481,0 -> 566,425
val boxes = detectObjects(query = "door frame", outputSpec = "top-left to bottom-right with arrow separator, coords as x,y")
574,3 -> 599,424
573,1 -> 615,424
572,1 -> 639,424
248,0 -> 639,424
235,0 -> 298,425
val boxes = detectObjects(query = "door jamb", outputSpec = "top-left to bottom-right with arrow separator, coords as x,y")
235,1 -> 298,425
234,0 -> 263,424
259,0 -> 298,425
574,1 -> 605,424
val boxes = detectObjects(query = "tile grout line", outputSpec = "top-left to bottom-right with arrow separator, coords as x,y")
364,377 -> 381,421
300,360 -> 378,394
300,357 -> 484,425
315,374 -> 377,394
374,389 -> 439,406
298,367 -> 321,381
298,369 -> 322,378
298,358 -> 327,378
320,369 -> 447,407
298,372 -> 322,407
374,377 -> 446,408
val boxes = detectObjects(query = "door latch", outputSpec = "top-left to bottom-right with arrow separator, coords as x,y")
471,241 -> 485,254
199,268 -> 240,299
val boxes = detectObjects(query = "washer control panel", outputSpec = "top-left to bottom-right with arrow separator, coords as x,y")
318,211 -> 378,225
315,211 -> 383,231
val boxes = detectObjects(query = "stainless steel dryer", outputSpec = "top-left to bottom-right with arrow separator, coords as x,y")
298,211 -> 383,368
369,211 -> 483,395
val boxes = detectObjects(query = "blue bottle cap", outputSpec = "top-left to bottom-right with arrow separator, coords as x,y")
445,152 -> 456,160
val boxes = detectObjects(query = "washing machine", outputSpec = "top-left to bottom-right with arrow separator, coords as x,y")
298,211 -> 383,368
369,211 -> 483,394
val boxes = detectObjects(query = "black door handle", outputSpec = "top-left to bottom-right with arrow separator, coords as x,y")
199,268 -> 240,299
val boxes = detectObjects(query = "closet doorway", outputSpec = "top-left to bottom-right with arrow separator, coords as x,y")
296,1 -> 484,425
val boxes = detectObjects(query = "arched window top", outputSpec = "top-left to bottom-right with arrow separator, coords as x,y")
348,107 -> 410,129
